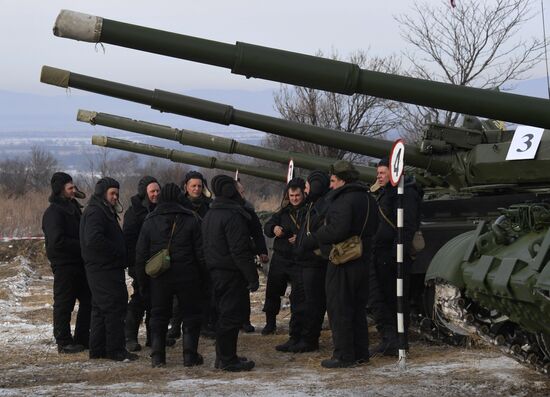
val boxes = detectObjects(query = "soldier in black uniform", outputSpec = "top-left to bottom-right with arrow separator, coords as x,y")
202,175 -> 257,372
135,183 -> 207,367
284,170 -> 330,353
80,177 -> 137,362
316,161 -> 378,368
262,178 -> 306,342
123,176 -> 160,352
369,158 -> 422,357
42,172 -> 91,354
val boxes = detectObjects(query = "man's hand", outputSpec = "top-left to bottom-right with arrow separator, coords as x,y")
274,225 -> 284,237
248,279 -> 260,292
288,235 -> 297,245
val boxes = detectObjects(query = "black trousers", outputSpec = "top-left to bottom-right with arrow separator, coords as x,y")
326,259 -> 369,362
52,265 -> 92,347
301,265 -> 327,343
211,270 -> 248,365
149,277 -> 203,337
86,267 -> 128,356
369,250 -> 411,343
125,277 -> 151,342
263,256 -> 305,339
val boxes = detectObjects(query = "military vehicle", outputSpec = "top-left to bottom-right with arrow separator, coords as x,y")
44,10 -> 550,372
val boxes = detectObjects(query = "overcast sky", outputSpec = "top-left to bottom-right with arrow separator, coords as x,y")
1,0 -> 548,96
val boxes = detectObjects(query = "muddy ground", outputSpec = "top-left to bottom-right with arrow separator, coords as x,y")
0,240 -> 549,396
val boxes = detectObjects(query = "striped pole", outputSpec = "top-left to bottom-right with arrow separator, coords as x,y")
396,175 -> 407,368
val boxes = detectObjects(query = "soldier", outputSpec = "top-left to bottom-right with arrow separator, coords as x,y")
316,161 -> 378,368
236,179 -> 269,333
42,172 -> 91,354
135,183 -> 206,367
202,175 -> 257,371
123,176 -> 160,352
369,158 -> 422,357
262,178 -> 307,343
80,177 -> 137,362
283,170 -> 330,353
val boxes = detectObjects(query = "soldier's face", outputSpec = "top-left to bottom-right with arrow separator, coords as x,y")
377,166 -> 391,187
329,175 -> 345,190
288,188 -> 304,206
105,187 -> 119,206
185,178 -> 203,199
147,182 -> 160,203
62,182 -> 76,200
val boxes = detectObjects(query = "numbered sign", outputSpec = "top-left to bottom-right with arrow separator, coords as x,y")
234,169 -> 239,181
505,125 -> 544,161
287,159 -> 295,183
390,139 -> 405,187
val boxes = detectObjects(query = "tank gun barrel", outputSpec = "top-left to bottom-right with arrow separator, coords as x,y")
79,110 -> 377,181
41,66 -> 449,174
53,10 -> 550,130
92,135 -> 287,182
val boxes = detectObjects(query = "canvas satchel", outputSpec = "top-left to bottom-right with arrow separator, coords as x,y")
145,217 -> 177,278
329,196 -> 370,266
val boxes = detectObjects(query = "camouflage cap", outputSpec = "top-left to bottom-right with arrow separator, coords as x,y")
330,160 -> 359,183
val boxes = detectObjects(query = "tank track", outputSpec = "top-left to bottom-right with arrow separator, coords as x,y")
430,282 -> 550,374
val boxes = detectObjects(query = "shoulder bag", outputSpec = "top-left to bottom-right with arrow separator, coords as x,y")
145,217 -> 177,278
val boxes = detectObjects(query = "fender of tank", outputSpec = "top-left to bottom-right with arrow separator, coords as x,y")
425,203 -> 550,369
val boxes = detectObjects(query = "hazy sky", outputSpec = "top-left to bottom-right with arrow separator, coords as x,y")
1,0 -> 549,96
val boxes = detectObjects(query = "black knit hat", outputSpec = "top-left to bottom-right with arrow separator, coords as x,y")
94,177 -> 120,197
307,170 -> 330,200
50,172 -> 73,196
137,176 -> 159,199
211,174 -> 238,199
330,160 -> 360,183
160,182 -> 181,203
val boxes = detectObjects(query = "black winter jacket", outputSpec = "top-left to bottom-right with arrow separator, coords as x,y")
202,197 -> 258,286
135,202 -> 206,286
295,196 -> 329,267
123,194 -> 156,270
264,204 -> 302,260
80,195 -> 126,272
179,194 -> 211,219
374,177 -> 422,255
244,200 -> 268,256
42,196 -> 83,268
316,183 -> 379,261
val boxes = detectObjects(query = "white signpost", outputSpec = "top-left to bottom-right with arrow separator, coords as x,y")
287,159 -> 295,183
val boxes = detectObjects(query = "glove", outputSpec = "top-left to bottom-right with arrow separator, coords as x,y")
247,279 -> 260,292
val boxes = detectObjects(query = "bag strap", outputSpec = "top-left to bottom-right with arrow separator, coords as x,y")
166,216 -> 178,252
359,195 -> 371,238
378,206 -> 396,230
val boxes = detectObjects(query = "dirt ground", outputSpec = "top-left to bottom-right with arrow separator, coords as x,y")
0,240 -> 549,397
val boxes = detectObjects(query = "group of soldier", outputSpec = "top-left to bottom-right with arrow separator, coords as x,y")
41,158 -> 422,371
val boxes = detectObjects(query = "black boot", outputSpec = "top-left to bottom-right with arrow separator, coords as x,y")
58,343 -> 85,354
275,337 -> 300,352
125,309 -> 142,352
287,338 -> 319,353
261,313 -> 277,335
151,334 -> 166,368
183,326 -> 203,367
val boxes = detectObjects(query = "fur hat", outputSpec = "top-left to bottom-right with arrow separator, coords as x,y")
50,172 -> 72,196
159,182 -> 181,203
330,160 -> 359,183
94,177 -> 120,197
137,176 -> 159,199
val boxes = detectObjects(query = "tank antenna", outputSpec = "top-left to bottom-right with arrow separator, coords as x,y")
542,0 -> 550,99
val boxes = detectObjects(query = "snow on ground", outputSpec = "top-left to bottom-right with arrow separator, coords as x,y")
0,241 -> 549,396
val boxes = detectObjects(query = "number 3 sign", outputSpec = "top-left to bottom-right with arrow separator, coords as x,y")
506,125 -> 544,161
390,139 -> 405,186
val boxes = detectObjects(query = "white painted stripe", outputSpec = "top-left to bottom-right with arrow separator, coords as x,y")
397,312 -> 404,333
398,178 -> 404,194
396,278 -> 403,296
397,244 -> 403,262
397,208 -> 403,228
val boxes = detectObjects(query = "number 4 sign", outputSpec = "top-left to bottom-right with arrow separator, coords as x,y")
506,125 -> 544,161
390,139 -> 405,186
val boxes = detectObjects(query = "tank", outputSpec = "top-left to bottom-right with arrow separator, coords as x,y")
91,135 -> 288,182
44,11 -> 550,372
77,110 -> 377,181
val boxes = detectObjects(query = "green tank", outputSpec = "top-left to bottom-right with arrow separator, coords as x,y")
77,110 -> 377,181
45,11 -> 550,372
91,135 -> 288,182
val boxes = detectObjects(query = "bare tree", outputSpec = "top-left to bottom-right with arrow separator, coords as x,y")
27,146 -> 58,191
395,0 -> 545,140
0,158 -> 28,197
269,50 -> 402,163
